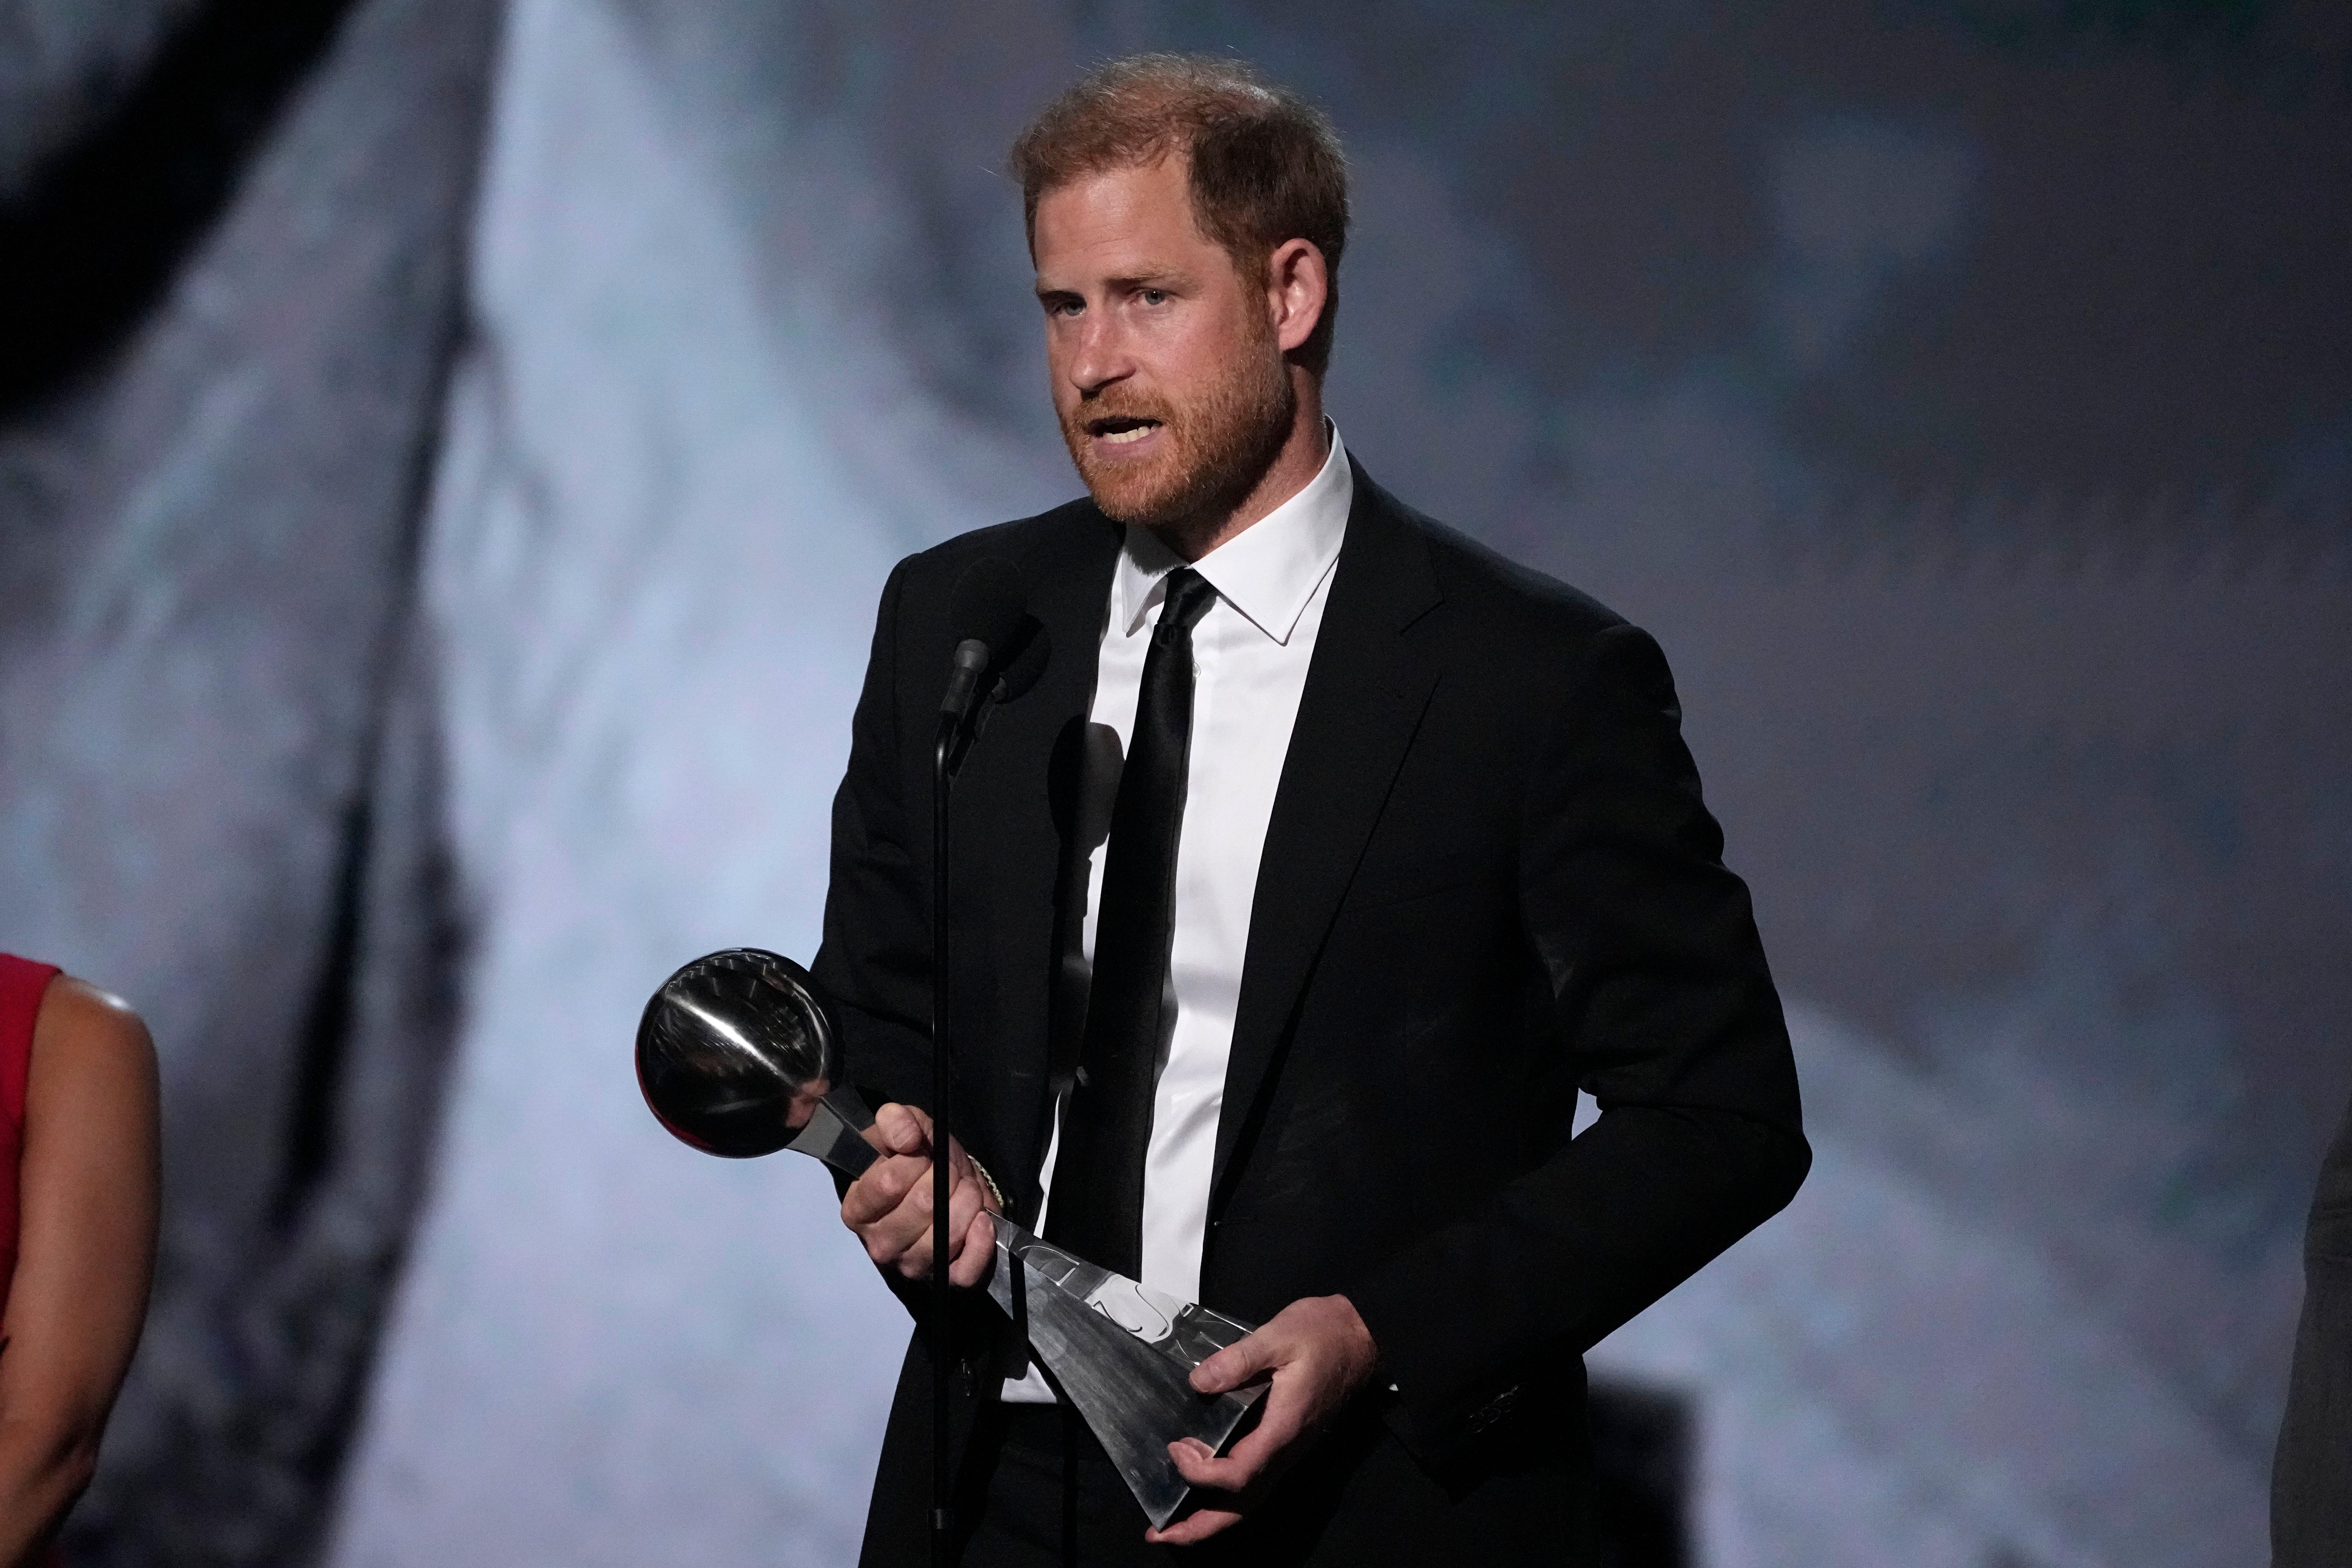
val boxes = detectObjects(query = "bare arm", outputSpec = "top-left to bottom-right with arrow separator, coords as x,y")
0,979 -> 160,1566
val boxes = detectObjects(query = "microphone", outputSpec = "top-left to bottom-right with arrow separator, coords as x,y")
939,557 -> 1026,728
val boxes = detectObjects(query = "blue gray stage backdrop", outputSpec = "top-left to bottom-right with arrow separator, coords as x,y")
1,1 -> 2345,1564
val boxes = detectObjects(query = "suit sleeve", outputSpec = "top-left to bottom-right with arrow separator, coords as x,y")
1346,622 -> 1811,1468
812,558 -> 935,1123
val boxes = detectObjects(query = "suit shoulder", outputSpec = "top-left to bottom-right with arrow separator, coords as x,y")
1369,491 -> 1686,738
892,498 -> 1105,586
1372,487 -> 1628,650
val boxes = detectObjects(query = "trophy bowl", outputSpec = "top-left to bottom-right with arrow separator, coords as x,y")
635,948 -> 838,1158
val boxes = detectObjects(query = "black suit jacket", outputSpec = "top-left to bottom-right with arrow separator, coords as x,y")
2274,1088 -> 2352,1567
814,463 -> 1809,1564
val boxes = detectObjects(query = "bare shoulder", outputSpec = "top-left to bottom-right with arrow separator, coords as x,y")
32,978 -> 158,1090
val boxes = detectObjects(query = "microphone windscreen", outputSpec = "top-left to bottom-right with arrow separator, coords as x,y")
949,557 -> 1025,655
993,621 -> 1052,705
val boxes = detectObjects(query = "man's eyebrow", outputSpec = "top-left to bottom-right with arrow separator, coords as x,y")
1033,270 -> 1193,299
1107,270 -> 1190,290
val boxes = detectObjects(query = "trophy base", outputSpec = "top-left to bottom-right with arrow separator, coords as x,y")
986,1221 -> 1265,1529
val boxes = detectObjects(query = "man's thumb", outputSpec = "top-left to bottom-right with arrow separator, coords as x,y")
1192,1329 -> 1275,1394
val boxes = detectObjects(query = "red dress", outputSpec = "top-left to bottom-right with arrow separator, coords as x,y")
0,956 -> 58,1304
0,954 -> 66,1566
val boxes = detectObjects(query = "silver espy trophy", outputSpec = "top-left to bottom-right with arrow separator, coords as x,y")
635,946 -> 1265,1529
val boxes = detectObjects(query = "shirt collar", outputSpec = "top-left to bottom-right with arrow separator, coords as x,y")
1111,424 -> 1353,645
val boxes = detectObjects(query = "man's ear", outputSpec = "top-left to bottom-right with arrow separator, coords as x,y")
1266,238 -> 1329,357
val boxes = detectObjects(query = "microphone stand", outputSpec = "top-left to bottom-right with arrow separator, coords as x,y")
930,638 -> 991,1568
930,713 -> 953,1567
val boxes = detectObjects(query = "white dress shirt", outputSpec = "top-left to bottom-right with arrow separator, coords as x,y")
1000,428 -> 1354,1402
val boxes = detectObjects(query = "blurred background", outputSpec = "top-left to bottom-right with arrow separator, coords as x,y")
1,1 -> 2346,1564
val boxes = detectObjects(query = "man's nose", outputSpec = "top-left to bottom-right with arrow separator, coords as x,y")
1067,314 -> 1135,396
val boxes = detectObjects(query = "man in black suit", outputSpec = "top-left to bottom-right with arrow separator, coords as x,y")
816,54 -> 1808,1566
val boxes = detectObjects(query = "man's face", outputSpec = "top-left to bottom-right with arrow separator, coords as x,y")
1032,156 -> 1293,532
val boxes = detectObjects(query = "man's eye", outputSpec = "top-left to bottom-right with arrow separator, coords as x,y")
1140,288 -> 1169,306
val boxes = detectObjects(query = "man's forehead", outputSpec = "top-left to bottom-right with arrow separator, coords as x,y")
1032,157 -> 1214,273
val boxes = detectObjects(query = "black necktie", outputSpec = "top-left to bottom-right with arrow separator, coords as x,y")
1045,567 -> 1219,1278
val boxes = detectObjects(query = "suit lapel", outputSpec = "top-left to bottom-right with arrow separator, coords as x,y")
1210,466 -> 1442,1207
953,507 -> 1119,1206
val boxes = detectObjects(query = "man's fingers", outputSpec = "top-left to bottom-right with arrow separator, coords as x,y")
858,1104 -> 927,1160
848,1160 -> 1002,1282
1156,1432 -> 1269,1544
857,1157 -> 936,1276
892,1209 -> 936,1277
841,1145 -> 939,1221
837,1104 -> 999,1285
943,1171 -> 986,1259
1167,1436 -> 1238,1490
883,1103 -> 933,1154
1144,1499 -> 1242,1546
1170,1394 -> 1299,1495
1151,1441 -> 1244,1544
1158,1296 -> 1380,1543
1191,1325 -> 1281,1394
898,1173 -> 986,1282
841,1158 -> 916,1225
859,1105 -> 992,1190
1176,1354 -> 1326,1495
947,1207 -> 997,1288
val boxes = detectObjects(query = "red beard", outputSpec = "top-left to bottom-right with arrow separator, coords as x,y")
1060,325 -> 1295,535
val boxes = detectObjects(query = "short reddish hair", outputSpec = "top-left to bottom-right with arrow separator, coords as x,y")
1010,54 -> 1350,376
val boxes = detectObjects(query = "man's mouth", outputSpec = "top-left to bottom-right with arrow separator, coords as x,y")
1087,415 -> 1163,446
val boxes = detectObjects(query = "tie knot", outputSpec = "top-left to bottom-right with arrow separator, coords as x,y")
1157,568 -> 1217,636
